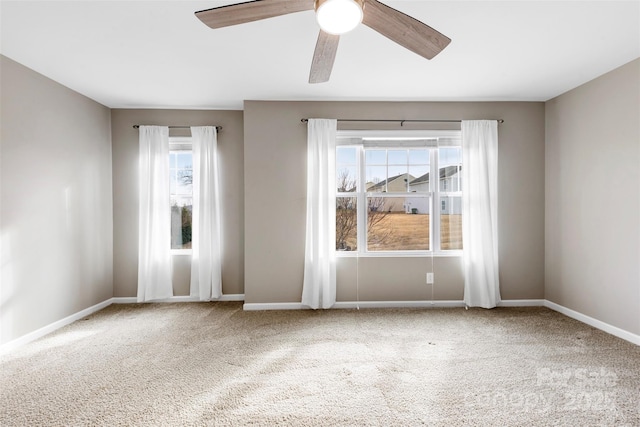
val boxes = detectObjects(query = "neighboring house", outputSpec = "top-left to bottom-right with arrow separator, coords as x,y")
404,198 -> 430,215
366,173 -> 414,193
409,165 -> 462,192
408,173 -> 430,193
405,165 -> 463,214
440,196 -> 462,215
366,173 -> 415,212
439,165 -> 462,192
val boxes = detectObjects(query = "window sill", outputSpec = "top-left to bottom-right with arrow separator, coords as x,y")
336,251 -> 462,258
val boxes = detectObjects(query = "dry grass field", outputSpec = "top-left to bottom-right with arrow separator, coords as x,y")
339,213 -> 462,251
440,214 -> 463,250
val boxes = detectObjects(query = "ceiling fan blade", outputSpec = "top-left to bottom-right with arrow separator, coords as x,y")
362,0 -> 451,60
196,0 -> 315,29
309,30 -> 340,84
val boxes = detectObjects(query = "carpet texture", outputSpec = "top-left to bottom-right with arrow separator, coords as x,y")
1,303 -> 638,426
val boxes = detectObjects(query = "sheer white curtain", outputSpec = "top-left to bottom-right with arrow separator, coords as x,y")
302,119 -> 338,309
190,126 -> 223,301
462,120 -> 501,308
138,126 -> 173,302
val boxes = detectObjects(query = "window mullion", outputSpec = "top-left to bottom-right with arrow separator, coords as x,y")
405,149 -> 410,193
431,148 -> 440,252
357,145 -> 366,253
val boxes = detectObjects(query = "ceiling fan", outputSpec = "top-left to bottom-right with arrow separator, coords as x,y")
195,0 -> 451,84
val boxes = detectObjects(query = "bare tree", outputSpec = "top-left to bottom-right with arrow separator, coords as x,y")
336,197 -> 357,250
179,169 -> 193,185
367,197 -> 392,247
335,169 -> 391,250
336,170 -> 357,250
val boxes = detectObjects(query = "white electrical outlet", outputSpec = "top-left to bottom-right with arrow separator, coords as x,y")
426,272 -> 434,284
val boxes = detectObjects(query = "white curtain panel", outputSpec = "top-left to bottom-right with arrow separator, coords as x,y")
138,126 -> 173,302
461,120 -> 501,308
190,126 -> 223,301
302,119 -> 338,309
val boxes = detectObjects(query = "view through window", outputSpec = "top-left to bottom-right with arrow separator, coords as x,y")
336,131 -> 462,254
169,139 -> 193,250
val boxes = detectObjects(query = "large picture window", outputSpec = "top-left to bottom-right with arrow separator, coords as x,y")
335,131 -> 462,255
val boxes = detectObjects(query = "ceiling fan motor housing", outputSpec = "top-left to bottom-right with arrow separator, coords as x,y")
315,0 -> 365,35
314,0 -> 365,10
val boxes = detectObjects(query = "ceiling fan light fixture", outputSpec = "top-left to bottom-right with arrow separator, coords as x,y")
315,0 -> 364,35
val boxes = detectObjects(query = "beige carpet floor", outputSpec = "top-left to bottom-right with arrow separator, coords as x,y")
1,302 -> 639,426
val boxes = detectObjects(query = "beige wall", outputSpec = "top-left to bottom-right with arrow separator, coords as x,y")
110,109 -> 244,297
545,59 -> 640,335
244,101 -> 545,303
0,55 -> 113,345
336,257 -> 464,302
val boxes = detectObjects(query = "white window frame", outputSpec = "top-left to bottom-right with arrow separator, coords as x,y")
336,130 -> 462,258
169,137 -> 193,255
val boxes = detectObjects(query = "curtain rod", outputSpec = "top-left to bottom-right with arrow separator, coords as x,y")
133,125 -> 223,132
300,118 -> 504,125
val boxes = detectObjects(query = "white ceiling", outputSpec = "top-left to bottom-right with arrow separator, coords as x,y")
1,1 -> 639,110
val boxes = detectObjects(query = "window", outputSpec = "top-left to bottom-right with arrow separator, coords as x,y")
335,131 -> 462,255
169,138 -> 193,250
438,147 -> 463,250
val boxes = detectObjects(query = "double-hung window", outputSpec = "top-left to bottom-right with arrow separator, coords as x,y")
335,130 -> 462,255
169,137 -> 193,251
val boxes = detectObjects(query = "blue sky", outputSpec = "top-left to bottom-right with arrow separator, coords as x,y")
337,147 -> 461,187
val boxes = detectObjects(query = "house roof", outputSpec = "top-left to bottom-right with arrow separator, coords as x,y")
367,173 -> 415,192
410,165 -> 462,185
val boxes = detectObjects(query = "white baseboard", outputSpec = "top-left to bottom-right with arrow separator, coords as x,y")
243,299 -> 545,311
544,300 -> 640,346
0,298 -> 112,355
112,294 -> 245,304
333,300 -> 466,309
498,299 -> 545,307
243,303 -> 306,311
